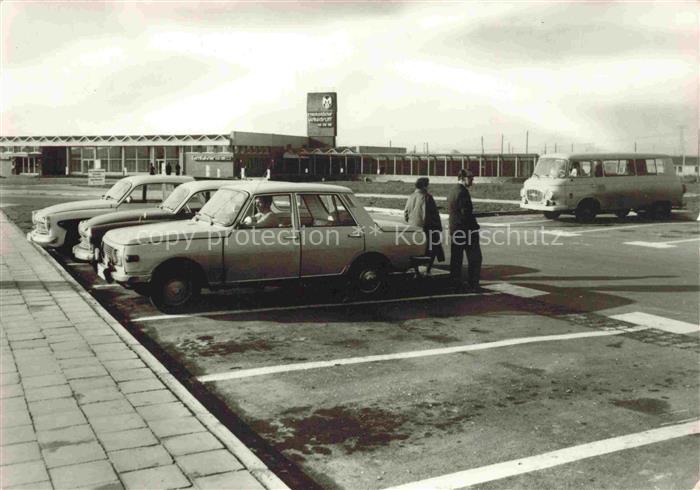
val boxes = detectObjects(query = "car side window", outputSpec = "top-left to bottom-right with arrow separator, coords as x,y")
127,184 -> 147,203
184,191 -> 209,213
145,183 -> 173,203
570,160 -> 591,177
240,194 -> 292,228
296,194 -> 357,227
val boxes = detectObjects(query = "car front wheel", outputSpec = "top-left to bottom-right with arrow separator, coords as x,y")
150,270 -> 200,312
349,259 -> 388,298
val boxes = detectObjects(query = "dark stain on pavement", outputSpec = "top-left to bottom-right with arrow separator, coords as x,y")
178,337 -> 274,356
328,338 -> 368,348
252,406 -> 409,457
498,362 -> 546,376
612,398 -> 670,415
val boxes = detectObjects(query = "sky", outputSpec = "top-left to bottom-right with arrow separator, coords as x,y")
1,1 -> 698,155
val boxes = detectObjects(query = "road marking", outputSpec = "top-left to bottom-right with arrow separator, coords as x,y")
624,237 -> 700,249
197,327 -> 646,383
542,221 -> 697,239
132,291 -> 500,323
480,219 -> 551,227
385,419 -> 699,490
610,312 -> 699,335
483,283 -> 548,298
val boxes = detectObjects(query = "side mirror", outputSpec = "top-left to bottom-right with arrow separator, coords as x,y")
242,216 -> 254,227
125,196 -> 133,204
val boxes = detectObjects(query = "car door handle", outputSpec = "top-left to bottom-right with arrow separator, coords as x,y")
348,231 -> 363,238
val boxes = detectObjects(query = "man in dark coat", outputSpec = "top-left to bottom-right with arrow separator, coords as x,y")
447,169 -> 482,291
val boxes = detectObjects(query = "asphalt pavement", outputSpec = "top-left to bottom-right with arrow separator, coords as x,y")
1,185 -> 698,489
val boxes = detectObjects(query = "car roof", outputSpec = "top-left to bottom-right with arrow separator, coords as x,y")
177,179 -> 236,192
119,175 -> 194,185
219,180 -> 352,194
542,153 -> 673,160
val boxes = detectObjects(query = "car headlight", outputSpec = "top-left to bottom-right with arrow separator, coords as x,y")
520,188 -> 526,198
544,190 -> 554,201
113,248 -> 122,266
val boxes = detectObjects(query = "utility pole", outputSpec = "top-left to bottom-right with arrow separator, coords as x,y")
525,131 -> 529,154
554,143 -> 558,153
480,136 -> 484,155
500,134 -> 504,154
634,141 -> 637,153
679,125 -> 686,168
544,144 -> 547,154
571,143 -> 574,152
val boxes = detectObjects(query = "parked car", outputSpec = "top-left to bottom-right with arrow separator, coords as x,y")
520,153 -> 685,221
27,175 -> 193,249
73,180 -> 231,263
98,181 -> 426,310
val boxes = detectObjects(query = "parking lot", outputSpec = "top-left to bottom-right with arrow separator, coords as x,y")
3,190 -> 699,489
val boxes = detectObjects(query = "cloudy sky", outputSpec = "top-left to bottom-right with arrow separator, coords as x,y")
1,1 -> 698,154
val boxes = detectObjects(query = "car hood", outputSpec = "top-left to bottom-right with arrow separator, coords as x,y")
36,199 -> 114,219
103,218 -> 227,246
84,207 -> 172,229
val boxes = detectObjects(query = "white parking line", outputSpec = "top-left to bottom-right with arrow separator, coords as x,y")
132,291 -> 500,323
483,283 -> 549,298
610,312 -> 699,335
384,419 -> 699,490
480,219 -> 551,227
541,221 -> 697,238
624,237 -> 700,249
197,327 -> 646,383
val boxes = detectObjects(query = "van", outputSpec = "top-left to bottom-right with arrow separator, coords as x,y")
520,153 -> 685,221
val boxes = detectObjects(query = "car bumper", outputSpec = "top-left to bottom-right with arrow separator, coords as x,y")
27,230 -> 58,247
98,262 -> 150,285
72,243 -> 95,262
520,202 -> 569,212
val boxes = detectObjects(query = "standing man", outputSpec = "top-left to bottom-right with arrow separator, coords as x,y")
447,169 -> 483,292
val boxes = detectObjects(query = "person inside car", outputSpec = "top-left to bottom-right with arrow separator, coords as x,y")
252,196 -> 280,228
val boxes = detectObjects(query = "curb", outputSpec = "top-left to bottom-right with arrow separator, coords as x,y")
13,214 -> 290,490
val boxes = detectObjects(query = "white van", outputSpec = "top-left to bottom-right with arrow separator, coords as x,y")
520,153 -> 685,221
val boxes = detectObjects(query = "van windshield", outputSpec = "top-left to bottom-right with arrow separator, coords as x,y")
533,158 -> 568,179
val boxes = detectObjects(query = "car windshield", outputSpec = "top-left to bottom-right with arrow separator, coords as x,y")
161,186 -> 189,212
533,158 -> 569,179
104,181 -> 131,201
197,189 -> 248,226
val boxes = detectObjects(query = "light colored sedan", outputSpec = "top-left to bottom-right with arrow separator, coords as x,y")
27,175 -> 193,249
98,181 -> 426,310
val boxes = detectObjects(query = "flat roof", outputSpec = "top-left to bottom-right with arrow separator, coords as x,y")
221,180 -> 352,194
542,153 -> 673,159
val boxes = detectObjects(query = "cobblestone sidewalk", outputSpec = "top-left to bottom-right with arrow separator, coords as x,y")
0,211 -> 287,489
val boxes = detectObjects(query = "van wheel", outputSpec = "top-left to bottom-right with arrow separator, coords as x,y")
650,202 -> 671,220
543,211 -> 560,220
349,258 -> 388,298
575,200 -> 598,222
614,209 -> 630,219
150,269 -> 200,312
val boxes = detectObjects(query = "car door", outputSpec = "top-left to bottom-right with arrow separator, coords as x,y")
296,193 -> 365,277
223,193 -> 300,283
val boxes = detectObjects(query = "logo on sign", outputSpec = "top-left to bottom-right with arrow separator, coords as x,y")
321,95 -> 333,110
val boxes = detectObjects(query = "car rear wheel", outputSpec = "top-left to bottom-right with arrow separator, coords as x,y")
349,258 -> 388,298
150,269 -> 200,312
543,211 -> 560,220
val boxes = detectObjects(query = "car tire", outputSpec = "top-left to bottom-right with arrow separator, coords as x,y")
150,269 -> 200,312
614,209 -> 630,219
575,200 -> 598,223
348,258 -> 388,298
543,211 -> 560,220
